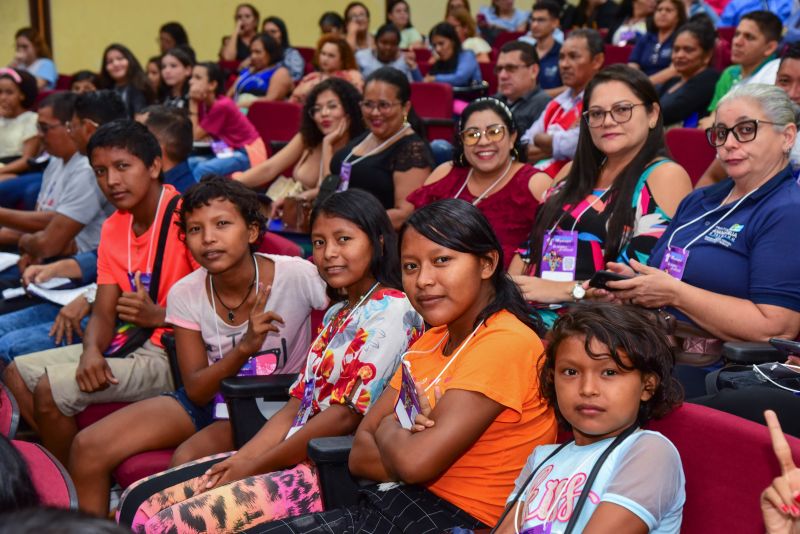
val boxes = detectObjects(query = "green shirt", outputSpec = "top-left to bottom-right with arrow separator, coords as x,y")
707,55 -> 776,113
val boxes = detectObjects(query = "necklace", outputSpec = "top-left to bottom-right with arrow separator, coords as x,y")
454,158 -> 515,205
210,255 -> 259,322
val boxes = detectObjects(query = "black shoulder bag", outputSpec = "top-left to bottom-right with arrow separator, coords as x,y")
105,194 -> 181,358
490,424 -> 639,534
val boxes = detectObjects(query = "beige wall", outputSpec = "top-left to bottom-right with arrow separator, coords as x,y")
9,0 -> 500,75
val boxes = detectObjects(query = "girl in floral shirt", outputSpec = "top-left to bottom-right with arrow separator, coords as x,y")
126,189 -> 423,534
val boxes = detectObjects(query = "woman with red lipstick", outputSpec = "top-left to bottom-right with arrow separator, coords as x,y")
330,67 -> 434,228
494,304 -> 685,533
257,199 -> 555,533
235,78 -> 364,201
124,189 -> 422,533
408,97 -> 540,269
606,84 -> 800,366
508,65 -> 691,329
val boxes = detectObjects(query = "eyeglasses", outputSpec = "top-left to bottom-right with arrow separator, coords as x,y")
309,102 -> 342,117
360,100 -> 401,113
460,124 -> 506,146
348,13 -> 368,21
582,102 -> 645,128
65,118 -> 99,134
36,121 -> 65,135
705,119 -> 779,147
494,63 -> 528,74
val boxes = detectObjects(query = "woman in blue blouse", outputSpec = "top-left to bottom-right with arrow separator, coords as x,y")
229,32 -> 293,108
628,0 -> 685,78
478,0 -> 529,33
415,22 -> 482,88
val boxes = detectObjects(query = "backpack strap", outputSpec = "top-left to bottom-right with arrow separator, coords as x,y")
147,193 -> 181,303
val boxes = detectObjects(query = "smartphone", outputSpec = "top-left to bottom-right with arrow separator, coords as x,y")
770,338 -> 800,356
588,270 -> 632,290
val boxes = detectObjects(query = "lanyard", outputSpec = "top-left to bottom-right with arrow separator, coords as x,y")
453,159 -> 514,206
127,187 -> 165,276
343,125 -> 410,167
547,187 -> 611,237
302,282 -> 380,382
666,186 -> 758,252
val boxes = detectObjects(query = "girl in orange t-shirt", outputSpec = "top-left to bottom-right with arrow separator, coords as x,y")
260,198 -> 557,533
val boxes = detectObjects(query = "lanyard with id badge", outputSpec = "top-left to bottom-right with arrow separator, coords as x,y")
285,282 -> 379,438
126,188 -> 166,293
394,322 -> 482,429
659,186 -> 757,280
337,125 -> 410,192
539,189 -> 609,282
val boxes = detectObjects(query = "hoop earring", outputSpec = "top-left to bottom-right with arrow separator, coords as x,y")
403,113 -> 408,124
458,152 -> 466,166
511,147 -> 519,160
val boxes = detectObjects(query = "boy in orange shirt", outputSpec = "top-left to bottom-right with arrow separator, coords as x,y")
3,120 -> 198,464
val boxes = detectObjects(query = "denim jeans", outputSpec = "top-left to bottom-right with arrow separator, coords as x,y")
191,149 -> 250,181
0,303 -> 88,364
0,172 -> 43,209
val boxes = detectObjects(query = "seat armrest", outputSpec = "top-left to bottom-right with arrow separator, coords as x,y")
161,333 -> 183,390
220,374 -> 297,399
221,374 -> 296,448
308,436 -> 362,509
722,342 -> 782,364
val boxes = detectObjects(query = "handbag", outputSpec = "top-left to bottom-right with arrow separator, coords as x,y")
281,196 -> 312,233
105,195 -> 181,358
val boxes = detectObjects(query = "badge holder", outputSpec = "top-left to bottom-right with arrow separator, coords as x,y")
659,246 -> 689,281
338,162 -> 352,192
540,230 -> 578,282
285,378 -> 315,439
394,360 -> 422,430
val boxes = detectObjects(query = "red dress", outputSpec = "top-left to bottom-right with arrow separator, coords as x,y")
407,164 -> 540,269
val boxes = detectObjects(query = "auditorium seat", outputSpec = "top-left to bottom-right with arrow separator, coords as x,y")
410,82 -> 455,142
247,101 -> 303,156
665,128 -> 716,186
0,382 -> 20,439
14,440 -> 78,509
603,44 -> 634,67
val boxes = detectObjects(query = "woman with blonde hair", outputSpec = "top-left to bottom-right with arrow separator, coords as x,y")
447,7 -> 492,63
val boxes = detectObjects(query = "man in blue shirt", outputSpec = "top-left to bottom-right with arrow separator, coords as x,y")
525,0 -> 563,91
140,106 -> 196,194
721,0 -> 792,26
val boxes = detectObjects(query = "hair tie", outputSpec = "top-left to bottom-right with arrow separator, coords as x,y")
0,68 -> 22,85
459,97 -> 515,131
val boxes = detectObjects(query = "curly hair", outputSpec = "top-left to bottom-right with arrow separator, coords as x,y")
299,77 -> 365,148
178,175 -> 266,253
314,34 -> 357,71
539,303 -> 683,430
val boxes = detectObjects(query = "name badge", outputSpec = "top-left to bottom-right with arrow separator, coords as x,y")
238,352 -> 278,376
540,230 -> 578,282
394,361 -> 421,430
286,379 -> 315,439
659,245 -> 689,280
127,272 -> 152,292
339,162 -> 352,192
211,140 -> 234,158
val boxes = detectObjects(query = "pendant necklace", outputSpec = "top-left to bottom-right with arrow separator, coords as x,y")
210,255 -> 259,322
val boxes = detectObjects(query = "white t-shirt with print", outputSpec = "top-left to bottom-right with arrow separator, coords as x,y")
508,430 -> 685,534
165,253 -> 328,373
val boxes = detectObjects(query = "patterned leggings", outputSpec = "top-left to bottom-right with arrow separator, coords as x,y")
129,456 -> 323,534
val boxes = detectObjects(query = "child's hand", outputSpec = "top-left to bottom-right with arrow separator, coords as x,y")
761,409 -> 800,533
411,385 -> 442,433
239,283 -> 285,355
202,452 -> 252,491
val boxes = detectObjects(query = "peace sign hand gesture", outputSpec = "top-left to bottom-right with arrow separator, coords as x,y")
762,409 -> 800,533
238,283 -> 285,356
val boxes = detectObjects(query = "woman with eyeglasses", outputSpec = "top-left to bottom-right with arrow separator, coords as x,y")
408,98 -> 540,269
236,78 -> 364,201
508,64 -> 691,328
327,67 -> 434,228
290,34 -> 364,106
604,84 -> 800,369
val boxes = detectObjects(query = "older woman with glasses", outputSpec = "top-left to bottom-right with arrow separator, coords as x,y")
606,84 -> 800,365
408,98 -> 540,268
328,67 -> 434,228
508,64 -> 691,328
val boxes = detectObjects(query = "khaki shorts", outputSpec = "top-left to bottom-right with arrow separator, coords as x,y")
14,340 -> 174,417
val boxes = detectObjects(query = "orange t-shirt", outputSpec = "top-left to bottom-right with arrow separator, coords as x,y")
389,309 -> 557,526
96,184 -> 199,347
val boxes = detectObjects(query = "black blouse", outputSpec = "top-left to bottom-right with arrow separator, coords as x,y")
658,69 -> 720,127
330,132 -> 435,209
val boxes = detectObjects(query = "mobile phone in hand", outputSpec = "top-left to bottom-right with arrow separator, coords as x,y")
587,270 -> 632,290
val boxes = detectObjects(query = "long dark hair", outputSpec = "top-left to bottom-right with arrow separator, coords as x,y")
401,199 -> 542,333
99,43 -> 155,103
311,190 -> 402,301
528,64 -> 666,268
262,16 -> 291,49
364,67 -> 426,138
251,32 -> 284,66
540,303 -> 683,429
646,0 -> 687,34
157,47 -> 194,102
300,77 -> 365,148
428,22 -> 462,75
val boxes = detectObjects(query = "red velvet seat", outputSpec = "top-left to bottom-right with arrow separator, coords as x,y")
14,440 -> 78,508
413,48 -> 432,76
717,26 -> 735,43
712,38 -> 732,72
603,44 -> 634,66
648,403 -> 800,533
259,232 -> 303,257
493,31 -> 526,51
0,382 -> 20,439
479,62 -> 498,95
410,82 -> 455,142
247,101 -> 303,157
55,74 -> 73,91
665,128 -> 716,186
296,47 -> 316,75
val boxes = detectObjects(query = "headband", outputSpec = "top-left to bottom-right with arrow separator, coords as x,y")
0,68 -> 22,84
459,97 -> 515,131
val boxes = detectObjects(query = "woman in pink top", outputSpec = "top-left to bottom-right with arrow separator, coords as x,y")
189,62 -> 266,180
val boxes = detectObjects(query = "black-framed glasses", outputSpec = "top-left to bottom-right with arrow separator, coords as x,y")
582,102 -> 645,128
460,124 -> 506,146
494,63 -> 528,74
705,119 -> 780,147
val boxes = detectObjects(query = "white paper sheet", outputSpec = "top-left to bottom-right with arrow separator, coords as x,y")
27,283 -> 95,307
0,253 -> 20,273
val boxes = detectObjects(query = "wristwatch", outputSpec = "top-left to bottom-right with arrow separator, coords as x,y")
571,282 -> 586,301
